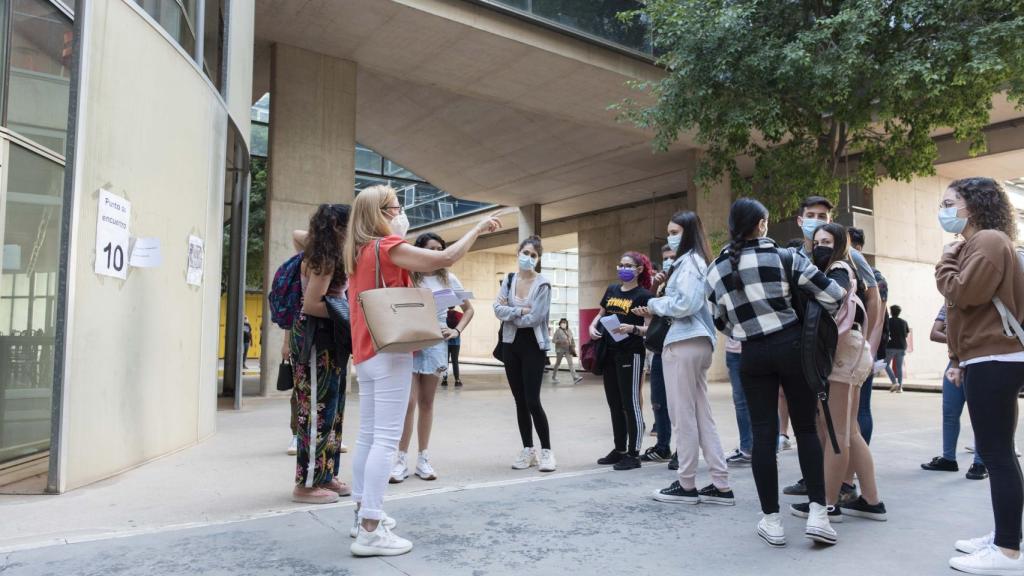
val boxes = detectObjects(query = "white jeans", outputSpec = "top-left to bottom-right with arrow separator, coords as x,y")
351,351 -> 413,520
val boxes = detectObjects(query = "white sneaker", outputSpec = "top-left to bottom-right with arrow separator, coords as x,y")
340,442 -> 349,453
950,545 -> 1024,575
538,449 -> 557,472
350,521 -> 412,557
512,447 -> 537,470
287,436 -> 298,456
415,451 -> 437,481
805,502 -> 838,545
757,513 -> 786,547
958,532 -> 997,554
350,510 -> 397,538
389,452 -> 409,484
778,435 -> 793,451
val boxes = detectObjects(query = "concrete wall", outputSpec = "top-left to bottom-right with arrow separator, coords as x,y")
56,0 -> 245,491
226,0 -> 255,144
448,252 -> 518,359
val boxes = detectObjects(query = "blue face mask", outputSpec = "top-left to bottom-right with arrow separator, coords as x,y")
667,233 -> 682,253
518,254 -> 537,271
800,217 -> 825,240
662,259 -> 673,272
939,207 -> 968,234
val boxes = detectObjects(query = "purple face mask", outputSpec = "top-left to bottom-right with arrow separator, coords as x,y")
618,268 -> 637,283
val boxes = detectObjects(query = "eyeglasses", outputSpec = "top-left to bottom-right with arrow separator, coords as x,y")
382,205 -> 404,213
616,265 -> 637,270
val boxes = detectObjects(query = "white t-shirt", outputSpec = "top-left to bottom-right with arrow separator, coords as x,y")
417,272 -> 464,322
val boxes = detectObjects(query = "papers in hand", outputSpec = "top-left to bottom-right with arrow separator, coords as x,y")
433,289 -> 474,310
600,315 -> 628,342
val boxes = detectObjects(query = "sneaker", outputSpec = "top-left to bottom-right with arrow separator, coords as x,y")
668,452 -> 679,470
287,436 -> 298,456
613,453 -> 642,471
573,376 -> 584,384
778,434 -> 793,451
512,447 -> 537,470
551,377 -> 560,383
804,502 -> 838,545
653,480 -> 700,504
889,384 -> 899,393
349,511 -> 397,538
538,449 -> 557,472
840,496 -> 887,521
838,482 -> 859,507
922,456 -> 959,472
949,545 -> 1024,575
726,449 -> 752,466
292,485 -> 340,505
698,484 -> 736,506
454,380 -> 463,388
389,452 -> 409,484
339,442 -> 349,453
790,501 -> 842,523
415,451 -> 437,481
757,513 -> 786,547
597,449 -> 625,466
783,478 -> 807,496
957,532 -> 996,555
350,521 -> 413,557
441,378 -> 448,387
640,446 -> 672,462
967,463 -> 989,480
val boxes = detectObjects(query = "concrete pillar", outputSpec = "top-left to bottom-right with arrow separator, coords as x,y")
683,150 -> 732,244
519,204 -> 541,244
262,44 -> 357,394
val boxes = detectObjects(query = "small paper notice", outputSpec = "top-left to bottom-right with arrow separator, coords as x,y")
186,235 -> 204,286
600,315 -> 627,342
129,237 -> 162,268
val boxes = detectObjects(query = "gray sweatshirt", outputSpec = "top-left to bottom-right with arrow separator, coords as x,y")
493,273 -> 552,351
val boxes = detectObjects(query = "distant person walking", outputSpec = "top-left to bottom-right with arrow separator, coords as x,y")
885,305 -> 910,392
243,316 -> 252,369
551,318 -> 582,384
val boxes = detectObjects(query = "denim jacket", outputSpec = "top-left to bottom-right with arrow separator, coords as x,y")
493,273 -> 552,351
647,250 -> 716,351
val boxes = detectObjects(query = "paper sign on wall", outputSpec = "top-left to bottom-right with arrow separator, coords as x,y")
94,189 -> 131,279
129,237 -> 162,268
186,235 -> 204,286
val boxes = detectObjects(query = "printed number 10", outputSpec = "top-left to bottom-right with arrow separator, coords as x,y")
103,242 -> 124,272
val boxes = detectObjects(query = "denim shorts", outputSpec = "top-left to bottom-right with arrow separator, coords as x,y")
413,340 -> 449,375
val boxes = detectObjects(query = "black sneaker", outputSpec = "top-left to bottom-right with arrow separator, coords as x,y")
725,449 -> 752,466
454,380 -> 463,388
838,482 -> 858,507
613,453 -> 641,471
783,478 -> 807,496
698,484 -> 736,506
921,456 -> 959,472
840,496 -> 887,521
641,446 -> 671,462
790,502 -> 843,523
653,481 -> 699,504
597,449 -> 626,466
966,463 -> 989,480
668,452 -> 679,470
441,378 -> 448,387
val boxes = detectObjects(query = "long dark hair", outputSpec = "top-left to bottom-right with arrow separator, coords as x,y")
670,210 -> 712,264
726,198 -> 769,289
520,236 -> 543,273
813,222 -> 850,270
950,177 -> 1017,241
412,232 -> 450,287
304,203 -> 350,284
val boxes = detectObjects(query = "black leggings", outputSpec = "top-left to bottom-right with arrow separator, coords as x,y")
448,344 -> 461,381
965,361 -> 1024,550
602,349 -> 645,455
503,329 -> 551,449
740,325 -> 826,513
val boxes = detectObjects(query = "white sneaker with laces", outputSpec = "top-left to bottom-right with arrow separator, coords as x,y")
757,513 -> 786,547
538,449 -> 557,472
287,436 -> 298,456
350,511 -> 397,538
415,451 -> 437,480
350,521 -> 413,557
511,447 -> 537,470
949,544 -> 1024,575
957,532 -> 997,555
805,502 -> 838,545
389,451 -> 409,484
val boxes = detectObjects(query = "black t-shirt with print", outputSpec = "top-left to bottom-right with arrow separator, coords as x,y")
600,284 -> 652,352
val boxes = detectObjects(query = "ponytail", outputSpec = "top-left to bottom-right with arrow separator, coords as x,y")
726,198 -> 770,291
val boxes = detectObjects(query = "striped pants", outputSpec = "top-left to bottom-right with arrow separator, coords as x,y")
602,349 -> 646,455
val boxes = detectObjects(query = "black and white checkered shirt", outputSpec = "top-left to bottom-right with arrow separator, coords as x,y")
705,238 -> 846,341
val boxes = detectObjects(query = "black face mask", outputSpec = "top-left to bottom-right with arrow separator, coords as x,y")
812,246 -> 835,269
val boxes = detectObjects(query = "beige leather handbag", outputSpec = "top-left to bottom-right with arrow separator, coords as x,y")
357,240 -> 444,354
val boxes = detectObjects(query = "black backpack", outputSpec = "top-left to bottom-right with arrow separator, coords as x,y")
778,248 -> 841,454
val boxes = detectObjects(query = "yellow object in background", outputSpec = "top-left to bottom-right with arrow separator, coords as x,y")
218,292 -> 264,359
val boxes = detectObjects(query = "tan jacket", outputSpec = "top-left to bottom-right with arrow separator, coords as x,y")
935,230 -> 1024,363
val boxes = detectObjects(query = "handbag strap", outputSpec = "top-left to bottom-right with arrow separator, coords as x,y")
374,239 -> 387,289
994,297 -> 1024,347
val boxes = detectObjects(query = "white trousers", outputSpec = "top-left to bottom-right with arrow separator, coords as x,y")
351,351 -> 413,520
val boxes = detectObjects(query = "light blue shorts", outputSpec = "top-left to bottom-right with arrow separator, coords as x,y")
413,340 -> 448,375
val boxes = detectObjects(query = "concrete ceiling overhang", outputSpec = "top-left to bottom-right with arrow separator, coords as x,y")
254,0 -> 697,218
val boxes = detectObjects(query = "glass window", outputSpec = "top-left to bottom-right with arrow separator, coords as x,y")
384,159 -> 423,182
250,123 -> 268,158
486,0 -> 651,55
202,0 -> 225,91
134,0 -> 197,55
6,0 -> 72,156
356,146 -> 382,174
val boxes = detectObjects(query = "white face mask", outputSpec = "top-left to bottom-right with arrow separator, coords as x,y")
390,212 -> 410,237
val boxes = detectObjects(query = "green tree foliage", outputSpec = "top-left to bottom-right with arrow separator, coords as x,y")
222,157 -> 267,292
617,0 -> 1024,216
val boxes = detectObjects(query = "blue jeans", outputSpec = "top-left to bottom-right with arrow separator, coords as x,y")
885,348 -> 906,384
943,361 -> 983,464
858,375 -> 874,444
726,352 -> 752,454
650,353 -> 671,452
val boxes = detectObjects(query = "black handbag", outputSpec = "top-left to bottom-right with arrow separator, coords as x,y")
492,273 -> 515,363
276,360 -> 294,391
644,258 -> 684,354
